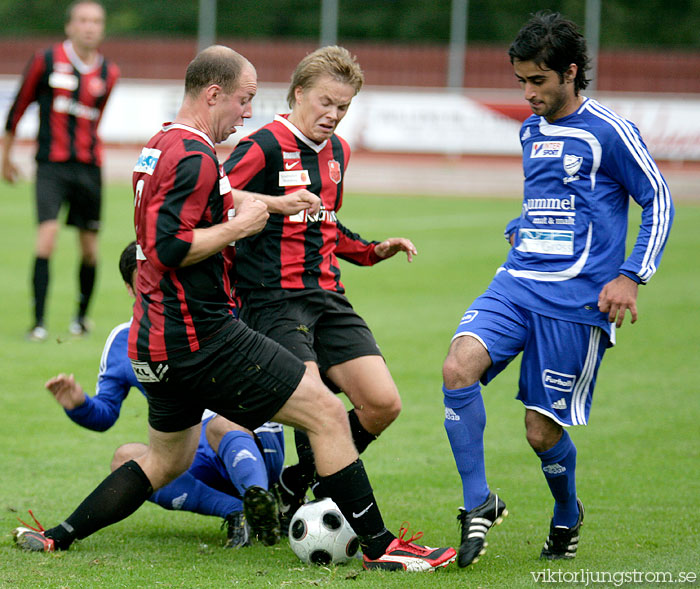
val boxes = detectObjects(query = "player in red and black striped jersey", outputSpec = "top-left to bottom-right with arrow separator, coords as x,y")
129,122 -> 240,362
224,47 -> 419,546
13,46 -> 456,572
2,1 -> 119,341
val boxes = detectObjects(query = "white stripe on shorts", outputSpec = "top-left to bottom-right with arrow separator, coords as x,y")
571,327 -> 602,425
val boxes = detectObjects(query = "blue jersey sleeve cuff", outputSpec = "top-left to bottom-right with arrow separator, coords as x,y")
64,394 -> 92,419
619,270 -> 642,284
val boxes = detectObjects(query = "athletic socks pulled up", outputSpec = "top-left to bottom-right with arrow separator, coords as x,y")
317,458 -> 393,559
443,382 -> 490,511
149,470 -> 241,518
288,409 -> 379,497
217,430 -> 268,496
45,460 -> 153,550
32,257 -> 49,326
78,262 -> 96,319
537,429 -> 579,528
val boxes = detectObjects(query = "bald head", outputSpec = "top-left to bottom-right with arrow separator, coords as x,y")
184,45 -> 254,98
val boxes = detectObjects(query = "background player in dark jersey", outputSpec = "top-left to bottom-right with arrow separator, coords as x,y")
13,45 -> 455,572
442,12 -> 673,568
224,46 -> 417,529
2,0 -> 119,341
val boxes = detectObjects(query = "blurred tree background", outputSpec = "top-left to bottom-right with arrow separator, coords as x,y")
0,0 -> 698,49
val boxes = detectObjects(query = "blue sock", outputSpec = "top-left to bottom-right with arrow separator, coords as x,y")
443,383 -> 490,511
149,471 -> 242,518
217,430 -> 268,496
536,429 -> 579,528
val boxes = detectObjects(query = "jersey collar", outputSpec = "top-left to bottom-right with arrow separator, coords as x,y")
274,114 -> 328,153
161,123 -> 216,149
63,40 -> 103,75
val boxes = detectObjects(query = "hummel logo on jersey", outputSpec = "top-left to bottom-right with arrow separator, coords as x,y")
352,502 -> 374,519
232,449 -> 258,468
531,141 -> 564,158
551,398 -> 568,410
284,161 -> 300,170
445,407 -> 460,421
171,493 -> 188,510
542,463 -> 567,475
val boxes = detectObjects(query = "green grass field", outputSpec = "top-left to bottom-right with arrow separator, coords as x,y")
0,181 -> 697,588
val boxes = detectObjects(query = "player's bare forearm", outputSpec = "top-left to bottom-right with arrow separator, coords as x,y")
374,237 -> 418,262
254,189 -> 321,216
182,199 -> 269,266
597,274 -> 639,328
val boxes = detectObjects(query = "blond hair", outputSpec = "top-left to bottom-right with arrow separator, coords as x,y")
287,46 -> 364,108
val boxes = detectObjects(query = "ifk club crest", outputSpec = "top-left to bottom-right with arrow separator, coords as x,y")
328,159 -> 341,184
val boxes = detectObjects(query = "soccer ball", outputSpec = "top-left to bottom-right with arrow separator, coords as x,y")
288,498 -> 360,565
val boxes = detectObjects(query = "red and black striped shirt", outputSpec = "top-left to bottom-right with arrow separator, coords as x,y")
224,114 -> 380,293
129,123 -> 236,362
5,41 -> 119,166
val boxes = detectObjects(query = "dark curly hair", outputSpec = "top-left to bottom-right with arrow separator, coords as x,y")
508,11 -> 591,94
119,241 -> 137,288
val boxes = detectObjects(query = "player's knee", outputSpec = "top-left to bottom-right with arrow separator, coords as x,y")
361,387 -> 401,427
111,442 -> 146,472
525,418 -> 562,453
206,416 -> 250,452
311,389 -> 350,436
443,353 -> 470,389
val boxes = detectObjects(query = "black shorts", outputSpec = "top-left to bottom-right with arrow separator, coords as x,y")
238,289 -> 382,373
131,319 -> 306,433
35,162 -> 102,230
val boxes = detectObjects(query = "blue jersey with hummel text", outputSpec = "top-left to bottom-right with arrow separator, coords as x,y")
488,97 -> 673,336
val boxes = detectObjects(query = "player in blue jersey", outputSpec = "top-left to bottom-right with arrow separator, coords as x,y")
44,241 -> 285,547
442,12 -> 674,567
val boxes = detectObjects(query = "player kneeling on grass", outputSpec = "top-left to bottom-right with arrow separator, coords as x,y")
13,45 -> 455,572
442,11 -> 673,568
40,241 -> 283,548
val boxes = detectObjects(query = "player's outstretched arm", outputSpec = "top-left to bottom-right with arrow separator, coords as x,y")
374,237 -> 418,263
45,373 -> 86,411
598,274 -> 639,328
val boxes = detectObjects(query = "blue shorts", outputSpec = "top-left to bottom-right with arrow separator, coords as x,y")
188,415 -> 285,498
452,292 -> 608,426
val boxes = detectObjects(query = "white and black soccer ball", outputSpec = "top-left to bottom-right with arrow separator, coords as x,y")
288,498 -> 360,565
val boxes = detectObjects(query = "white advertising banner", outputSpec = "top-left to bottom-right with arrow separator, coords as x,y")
1,77 -> 698,160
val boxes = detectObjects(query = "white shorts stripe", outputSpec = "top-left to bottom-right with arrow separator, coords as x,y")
570,327 -> 602,425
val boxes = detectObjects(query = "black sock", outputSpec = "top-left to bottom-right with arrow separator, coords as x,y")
318,459 -> 394,559
32,257 -> 49,325
78,262 -> 96,319
347,409 -> 378,454
289,411 -> 377,496
45,460 -> 153,550
280,429 -> 317,496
